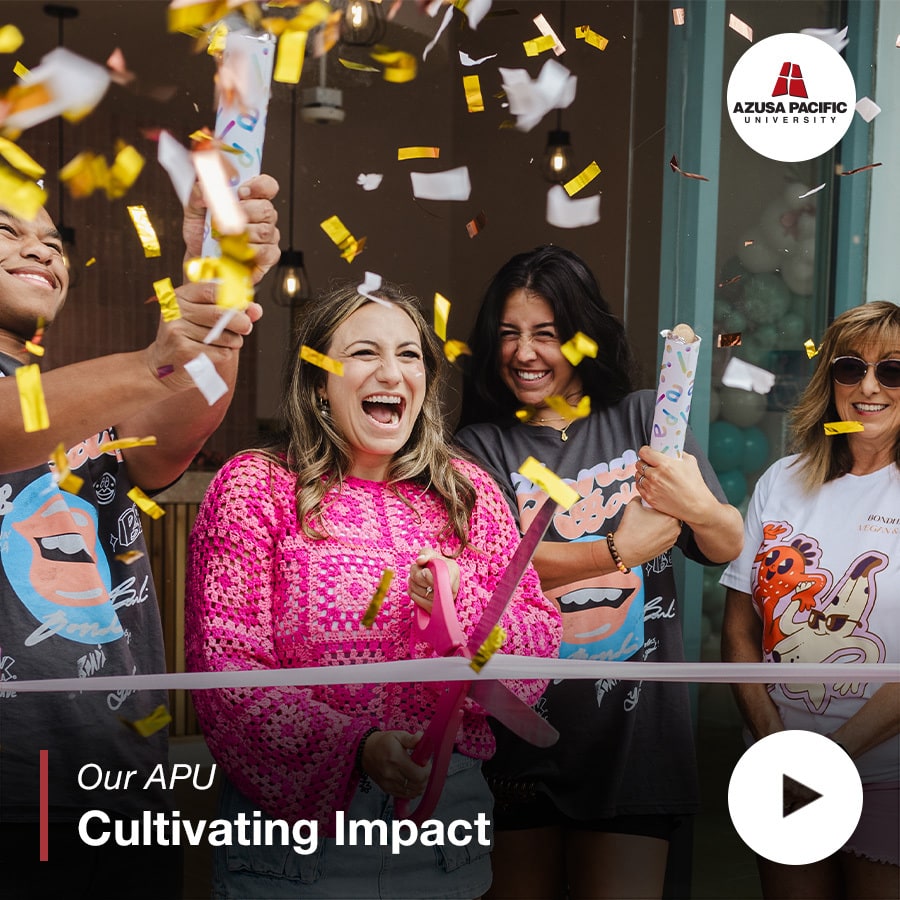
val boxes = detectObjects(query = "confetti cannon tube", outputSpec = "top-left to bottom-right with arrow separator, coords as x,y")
650,325 -> 702,459
201,21 -> 276,258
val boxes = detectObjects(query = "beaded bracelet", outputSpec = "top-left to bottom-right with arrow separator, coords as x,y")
355,726 -> 380,774
606,531 -> 631,574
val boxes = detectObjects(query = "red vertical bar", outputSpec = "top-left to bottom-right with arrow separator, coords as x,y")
39,749 -> 48,861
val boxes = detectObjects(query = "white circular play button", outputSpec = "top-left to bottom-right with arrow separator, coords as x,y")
728,730 -> 863,865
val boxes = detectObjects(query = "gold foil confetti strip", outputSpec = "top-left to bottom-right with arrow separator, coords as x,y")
470,625 -> 507,673
718,274 -> 742,288
560,331 -> 598,366
518,456 -> 580,509
122,705 -> 172,738
300,345 -> 344,376
443,340 -> 472,364
126,205 -> 161,258
339,58 -> 380,73
85,257 -> 96,266
669,154 -> 709,182
0,164 -> 46,220
804,339 -> 819,359
361,569 -> 394,629
153,277 -> 181,322
563,161 -> 601,197
98,436 -> 157,453
370,46 -> 417,83
524,34 -> 556,57
115,550 -> 145,565
466,210 -> 487,238
0,137 -> 45,178
824,421 -> 864,435
434,293 -> 451,342
672,8 -> 685,25
717,332 -> 743,348
463,75 -> 484,112
0,24 -> 24,53
25,340 -> 44,357
574,25 -> 608,50
515,406 -> 537,423
15,364 -> 49,432
273,28 -> 307,84
128,486 -> 165,519
50,443 -> 84,494
13,60 -> 29,77
320,214 -> 365,263
107,143 -> 145,198
544,394 -> 591,422
398,146 -> 440,160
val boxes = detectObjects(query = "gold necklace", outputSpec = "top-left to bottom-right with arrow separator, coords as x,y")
531,415 -> 572,442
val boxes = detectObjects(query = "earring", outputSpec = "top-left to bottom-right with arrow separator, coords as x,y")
317,395 -> 330,412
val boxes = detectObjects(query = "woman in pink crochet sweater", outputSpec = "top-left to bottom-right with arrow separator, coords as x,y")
186,283 -> 561,898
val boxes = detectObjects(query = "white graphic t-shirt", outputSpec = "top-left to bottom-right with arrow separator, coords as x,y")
721,455 -> 900,783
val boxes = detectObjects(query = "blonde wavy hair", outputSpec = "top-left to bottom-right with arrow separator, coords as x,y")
789,300 -> 900,490
258,282 -> 476,547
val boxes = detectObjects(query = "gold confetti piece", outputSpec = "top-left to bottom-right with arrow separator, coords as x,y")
273,27 -> 307,84
370,46 -> 417,83
804,339 -> 819,359
524,34 -> 556,57
153,277 -> 181,322
0,137 -> 44,179
669,154 -> 709,181
50,443 -> 84,494
563,161 -> 601,197
122,704 -> 172,738
25,340 -> 44,357
673,8 -> 685,25
728,13 -> 753,42
361,569 -> 394,629
717,332 -> 743,348
518,456 -> 580,509
824,421 -> 864,435
560,331 -> 598,366
0,164 -> 47,220
0,24 -> 23,53
466,210 -> 487,238
837,162 -> 883,176
13,60 -> 28,77
106,143 -> 145,199
15,364 -> 49,432
320,214 -> 365,263
126,205 -> 161,258
128,486 -> 165,519
397,146 -> 440,160
115,550 -> 145,565
463,75 -> 484,113
300,345 -> 344,376
718,274 -> 743,288
434,293 -> 451,342
444,340 -> 472,363
470,624 -> 507,673
544,394 -> 591,422
85,257 -> 96,267
339,58 -> 380,72
98,435 -> 157,453
574,25 -> 609,51
516,406 -> 538,423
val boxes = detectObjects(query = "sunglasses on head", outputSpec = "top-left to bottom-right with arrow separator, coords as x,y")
831,356 -> 900,389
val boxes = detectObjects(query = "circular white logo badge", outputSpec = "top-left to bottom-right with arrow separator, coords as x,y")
727,33 -> 856,162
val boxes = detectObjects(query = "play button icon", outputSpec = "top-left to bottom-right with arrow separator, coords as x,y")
782,774 -> 821,816
728,730 -> 863,865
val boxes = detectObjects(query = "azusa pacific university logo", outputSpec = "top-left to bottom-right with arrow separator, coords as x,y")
772,62 -> 808,98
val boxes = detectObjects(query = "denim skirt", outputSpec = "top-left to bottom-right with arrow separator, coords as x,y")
212,753 -> 493,899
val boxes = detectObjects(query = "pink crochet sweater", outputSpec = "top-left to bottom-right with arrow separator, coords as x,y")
185,453 -> 561,831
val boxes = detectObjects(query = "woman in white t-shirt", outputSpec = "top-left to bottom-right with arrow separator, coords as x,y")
721,301 -> 900,899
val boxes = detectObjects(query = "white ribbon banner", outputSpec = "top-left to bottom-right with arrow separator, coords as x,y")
7,656 -> 900,693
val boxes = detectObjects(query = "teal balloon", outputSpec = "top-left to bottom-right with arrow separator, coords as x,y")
709,421 -> 744,471
717,468 -> 748,506
742,272 -> 791,323
741,426 -> 770,473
